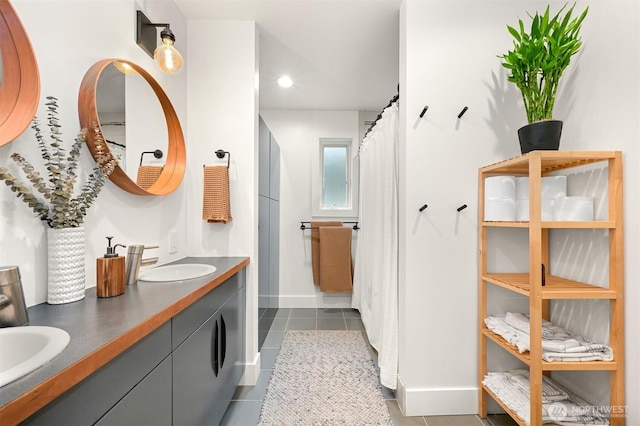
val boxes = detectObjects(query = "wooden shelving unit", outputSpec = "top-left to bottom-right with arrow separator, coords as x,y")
477,151 -> 625,426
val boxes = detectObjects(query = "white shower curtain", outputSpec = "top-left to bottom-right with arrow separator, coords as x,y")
352,102 -> 399,390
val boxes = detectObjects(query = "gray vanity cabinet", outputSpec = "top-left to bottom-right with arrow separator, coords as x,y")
173,280 -> 245,426
22,268 -> 246,426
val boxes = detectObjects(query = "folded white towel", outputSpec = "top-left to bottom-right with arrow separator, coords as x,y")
484,314 -> 614,362
483,370 -> 611,425
505,312 -> 572,340
508,370 -> 569,403
484,314 -> 530,352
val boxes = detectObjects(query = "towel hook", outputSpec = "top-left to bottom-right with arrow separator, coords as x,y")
139,149 -> 163,166
215,149 -> 230,168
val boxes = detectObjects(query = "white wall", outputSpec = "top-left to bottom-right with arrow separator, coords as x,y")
186,20 -> 260,383
399,0 -> 639,422
1,0 -> 189,306
259,110 -> 359,308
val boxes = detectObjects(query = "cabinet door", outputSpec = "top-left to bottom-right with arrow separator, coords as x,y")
269,198 -> 280,309
258,194 -> 270,310
173,310 -> 227,426
218,288 -> 245,392
269,136 -> 280,201
96,356 -> 172,426
259,116 -> 270,197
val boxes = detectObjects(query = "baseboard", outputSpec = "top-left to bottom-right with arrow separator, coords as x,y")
397,377 -> 478,416
277,294 -> 352,309
239,351 -> 260,386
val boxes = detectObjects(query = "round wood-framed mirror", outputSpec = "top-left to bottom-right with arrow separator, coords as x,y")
78,59 -> 185,195
0,1 -> 40,146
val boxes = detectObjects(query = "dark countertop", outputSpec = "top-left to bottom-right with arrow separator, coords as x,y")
0,256 -> 249,422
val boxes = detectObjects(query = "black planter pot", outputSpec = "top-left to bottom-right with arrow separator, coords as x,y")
517,120 -> 563,154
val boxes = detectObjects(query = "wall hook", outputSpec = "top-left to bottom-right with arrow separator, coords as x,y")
419,204 -> 428,212
419,106 -> 429,118
457,204 -> 468,212
457,106 -> 468,119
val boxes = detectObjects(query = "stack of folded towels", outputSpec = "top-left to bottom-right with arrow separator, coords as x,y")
484,312 -> 613,362
483,369 -> 610,425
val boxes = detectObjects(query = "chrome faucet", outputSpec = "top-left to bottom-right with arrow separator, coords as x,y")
125,245 -> 159,285
0,266 -> 29,327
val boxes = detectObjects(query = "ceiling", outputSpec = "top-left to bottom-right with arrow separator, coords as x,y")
174,0 -> 401,112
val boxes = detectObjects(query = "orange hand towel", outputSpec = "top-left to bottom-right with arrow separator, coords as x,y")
203,166 -> 233,223
318,226 -> 353,293
136,165 -> 163,190
310,221 -> 343,285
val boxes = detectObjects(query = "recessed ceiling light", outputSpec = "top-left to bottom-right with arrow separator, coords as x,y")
277,75 -> 293,88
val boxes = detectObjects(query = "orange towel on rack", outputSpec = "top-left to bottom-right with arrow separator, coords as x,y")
203,166 -> 233,223
318,226 -> 353,293
136,165 -> 163,190
310,221 -> 343,285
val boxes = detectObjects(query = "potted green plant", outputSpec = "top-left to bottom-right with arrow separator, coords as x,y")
0,96 -> 117,304
500,3 -> 588,154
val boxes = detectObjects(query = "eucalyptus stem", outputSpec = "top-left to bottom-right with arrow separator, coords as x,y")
0,97 -> 118,228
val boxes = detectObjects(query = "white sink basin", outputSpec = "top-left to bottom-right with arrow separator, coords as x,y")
0,326 -> 70,387
137,263 -> 217,283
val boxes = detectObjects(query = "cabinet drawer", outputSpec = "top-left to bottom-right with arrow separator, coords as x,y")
96,356 -> 172,426
172,272 -> 241,349
23,322 -> 171,425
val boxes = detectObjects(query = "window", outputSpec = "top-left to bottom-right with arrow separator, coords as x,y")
311,137 -> 358,218
322,144 -> 349,208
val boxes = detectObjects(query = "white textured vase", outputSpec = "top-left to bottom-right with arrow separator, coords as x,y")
47,226 -> 86,304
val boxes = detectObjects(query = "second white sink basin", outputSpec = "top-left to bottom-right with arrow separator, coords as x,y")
0,326 -> 70,387
137,263 -> 217,283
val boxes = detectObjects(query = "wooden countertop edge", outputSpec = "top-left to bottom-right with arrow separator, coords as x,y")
0,257 -> 250,425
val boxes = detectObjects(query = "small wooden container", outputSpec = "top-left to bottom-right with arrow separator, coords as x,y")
96,256 -> 125,298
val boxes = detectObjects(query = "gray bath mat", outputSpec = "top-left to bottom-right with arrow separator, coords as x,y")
258,330 -> 393,425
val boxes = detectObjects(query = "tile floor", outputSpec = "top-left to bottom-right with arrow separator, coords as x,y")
221,308 -> 515,426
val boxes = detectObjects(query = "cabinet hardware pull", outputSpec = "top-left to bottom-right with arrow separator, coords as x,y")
542,264 -> 546,286
221,315 -> 227,369
419,106 -> 429,118
419,204 -> 428,212
457,106 -> 468,118
457,204 -> 468,212
212,319 -> 219,377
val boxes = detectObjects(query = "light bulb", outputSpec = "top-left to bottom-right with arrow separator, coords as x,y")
154,38 -> 183,74
277,75 -> 293,88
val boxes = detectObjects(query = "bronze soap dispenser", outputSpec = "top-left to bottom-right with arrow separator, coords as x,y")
96,237 -> 126,298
